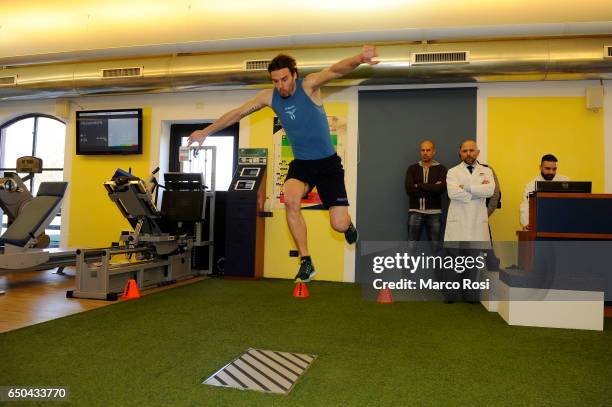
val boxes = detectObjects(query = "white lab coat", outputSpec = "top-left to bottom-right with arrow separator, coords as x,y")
444,162 -> 495,242
519,174 -> 570,227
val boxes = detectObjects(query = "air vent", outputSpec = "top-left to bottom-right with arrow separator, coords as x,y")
411,51 -> 469,65
101,67 -> 143,78
244,60 -> 272,71
0,75 -> 17,86
604,45 -> 612,59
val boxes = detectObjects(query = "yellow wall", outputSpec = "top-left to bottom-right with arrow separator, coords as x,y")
249,103 -> 348,281
488,97 -> 604,242
67,108 -> 152,248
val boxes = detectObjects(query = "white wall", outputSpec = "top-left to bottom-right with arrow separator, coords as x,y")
0,100 -> 58,124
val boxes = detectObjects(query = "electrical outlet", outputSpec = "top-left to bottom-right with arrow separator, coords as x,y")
289,250 -> 299,257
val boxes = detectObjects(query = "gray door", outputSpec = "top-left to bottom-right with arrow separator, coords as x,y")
356,88 -> 476,282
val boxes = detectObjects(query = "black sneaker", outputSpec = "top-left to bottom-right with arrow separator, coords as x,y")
344,222 -> 359,244
294,257 -> 317,283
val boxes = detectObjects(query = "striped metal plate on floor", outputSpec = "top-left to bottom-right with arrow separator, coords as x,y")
203,348 -> 317,395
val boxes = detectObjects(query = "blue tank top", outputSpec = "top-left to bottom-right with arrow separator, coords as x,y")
271,78 -> 335,160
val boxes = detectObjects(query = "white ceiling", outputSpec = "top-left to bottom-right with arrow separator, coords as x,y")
2,0 -> 612,65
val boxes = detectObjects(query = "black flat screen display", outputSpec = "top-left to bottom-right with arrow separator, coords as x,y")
76,108 -> 142,155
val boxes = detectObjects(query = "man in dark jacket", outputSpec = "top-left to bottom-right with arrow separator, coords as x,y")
405,140 -> 447,243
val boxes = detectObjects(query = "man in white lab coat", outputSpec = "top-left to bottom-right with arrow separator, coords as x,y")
519,154 -> 569,230
442,140 -> 495,303
444,140 -> 495,243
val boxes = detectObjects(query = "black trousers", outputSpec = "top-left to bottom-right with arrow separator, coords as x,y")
438,247 -> 482,303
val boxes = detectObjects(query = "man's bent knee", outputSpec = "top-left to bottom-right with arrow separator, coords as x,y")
330,211 -> 350,232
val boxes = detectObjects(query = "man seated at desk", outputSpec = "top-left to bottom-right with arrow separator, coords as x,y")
520,154 -> 569,231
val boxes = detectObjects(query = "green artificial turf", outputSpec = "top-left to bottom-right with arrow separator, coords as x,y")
1,279 -> 611,406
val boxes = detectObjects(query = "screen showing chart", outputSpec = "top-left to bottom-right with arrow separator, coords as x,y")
77,109 -> 142,155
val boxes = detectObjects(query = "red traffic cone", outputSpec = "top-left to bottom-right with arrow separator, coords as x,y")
377,287 -> 394,304
605,305 -> 612,319
123,279 -> 141,300
293,282 -> 310,298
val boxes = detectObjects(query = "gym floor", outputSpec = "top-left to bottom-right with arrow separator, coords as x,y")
1,276 -> 611,405
0,268 -> 206,333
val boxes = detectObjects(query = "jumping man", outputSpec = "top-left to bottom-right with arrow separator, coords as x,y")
188,45 -> 379,282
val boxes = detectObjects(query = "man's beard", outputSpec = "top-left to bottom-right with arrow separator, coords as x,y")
541,172 -> 555,181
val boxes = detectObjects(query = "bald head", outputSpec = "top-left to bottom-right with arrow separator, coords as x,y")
460,139 -> 477,150
459,139 -> 479,165
419,140 -> 436,163
420,140 -> 435,149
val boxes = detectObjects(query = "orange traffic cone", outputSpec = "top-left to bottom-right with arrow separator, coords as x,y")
377,287 -> 394,304
293,282 -> 310,298
123,279 -> 141,300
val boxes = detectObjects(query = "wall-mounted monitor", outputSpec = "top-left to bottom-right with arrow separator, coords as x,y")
76,108 -> 142,155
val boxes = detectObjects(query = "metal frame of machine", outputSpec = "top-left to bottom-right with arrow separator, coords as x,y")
0,156 -> 73,279
67,146 -> 216,300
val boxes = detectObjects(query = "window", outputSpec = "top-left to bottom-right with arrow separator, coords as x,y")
169,123 -> 238,191
0,114 -> 66,247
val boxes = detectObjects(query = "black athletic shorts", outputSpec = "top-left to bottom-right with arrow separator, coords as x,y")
285,153 -> 349,209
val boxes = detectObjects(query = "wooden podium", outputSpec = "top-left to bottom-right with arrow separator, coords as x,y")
495,192 -> 611,330
517,192 -> 612,271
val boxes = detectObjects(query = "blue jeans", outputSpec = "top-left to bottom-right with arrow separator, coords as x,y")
408,212 -> 441,242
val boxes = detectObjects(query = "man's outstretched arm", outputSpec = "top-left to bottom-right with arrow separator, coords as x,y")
187,89 -> 272,146
303,45 -> 378,92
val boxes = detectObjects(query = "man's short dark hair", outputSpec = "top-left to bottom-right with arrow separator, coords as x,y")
541,154 -> 558,163
268,54 -> 298,76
